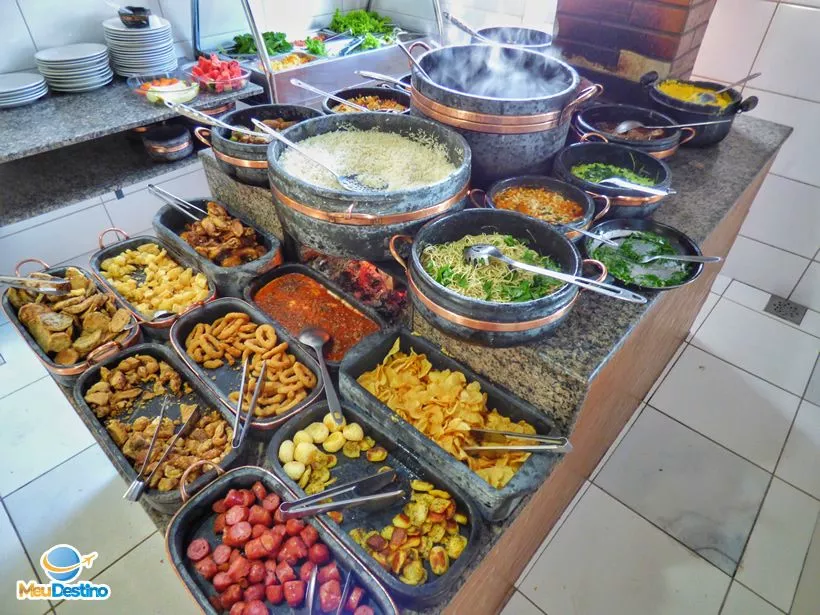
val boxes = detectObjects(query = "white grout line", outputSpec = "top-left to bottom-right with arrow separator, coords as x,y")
1,443 -> 97,500
720,286 -> 820,341
768,171 -> 820,193
736,232 -> 816,262
788,261 -> 813,301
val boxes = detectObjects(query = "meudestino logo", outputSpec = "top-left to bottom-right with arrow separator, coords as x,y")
17,544 -> 111,601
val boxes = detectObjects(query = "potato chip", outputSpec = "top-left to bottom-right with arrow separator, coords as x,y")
357,340 -> 537,488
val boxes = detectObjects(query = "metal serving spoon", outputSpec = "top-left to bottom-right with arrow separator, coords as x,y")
611,118 -> 732,135
635,254 -> 722,265
354,70 -> 410,91
251,119 -> 388,192
443,11 -> 492,43
298,327 -> 344,427
596,177 -> 674,197
164,100 -> 272,142
463,244 -> 647,304
289,78 -> 371,112
697,72 -> 761,104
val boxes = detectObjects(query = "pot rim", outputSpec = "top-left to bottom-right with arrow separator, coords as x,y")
211,103 -> 323,147
321,86 -> 411,115
648,77 -> 742,116
268,112 -> 472,202
574,103 -> 682,145
474,25 -> 553,49
409,209 -> 581,309
414,43 -> 579,103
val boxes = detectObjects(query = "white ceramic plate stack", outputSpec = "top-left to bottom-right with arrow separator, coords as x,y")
103,16 -> 177,77
0,72 -> 48,108
35,43 -> 113,93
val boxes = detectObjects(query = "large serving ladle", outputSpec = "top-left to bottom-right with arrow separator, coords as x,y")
251,118 -> 388,192
298,327 -> 344,428
611,118 -> 732,135
463,244 -> 647,304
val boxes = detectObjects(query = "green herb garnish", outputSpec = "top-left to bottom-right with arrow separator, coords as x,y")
232,31 -> 292,55
329,9 -> 393,36
591,231 -> 691,288
361,33 -> 382,50
571,162 -> 655,187
304,36 -> 327,56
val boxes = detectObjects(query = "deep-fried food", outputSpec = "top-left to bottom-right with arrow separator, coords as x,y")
179,202 -> 266,267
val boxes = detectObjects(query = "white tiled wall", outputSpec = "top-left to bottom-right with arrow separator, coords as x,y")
693,0 -> 820,310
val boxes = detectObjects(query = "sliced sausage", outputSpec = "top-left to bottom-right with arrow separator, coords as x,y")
212,571 -> 233,592
229,548 -> 242,564
214,513 -> 227,534
225,505 -> 249,526
354,607 -> 374,615
213,544 -> 232,565
212,498 -> 228,514
186,538 -> 211,562
264,571 -> 278,587
194,556 -> 217,580
346,586 -> 365,611
285,518 -> 306,536
239,489 -> 256,507
251,481 -> 267,502
309,544 -> 331,566
229,601 -> 246,615
262,493 -> 280,512
243,583 -> 265,602
248,505 -> 273,527
274,507 -> 286,524
244,600 -> 267,615
300,525 -> 319,548
299,560 -> 315,583
224,522 -> 252,547
227,555 -> 250,582
223,489 -> 244,508
283,580 -> 306,608
317,562 -> 340,584
244,538 -> 268,561
275,561 -> 296,584
248,561 -> 265,584
270,524 -> 288,541
319,579 -> 342,613
265,583 -> 284,604
220,584 -> 243,609
278,536 -> 307,565
260,531 -> 281,555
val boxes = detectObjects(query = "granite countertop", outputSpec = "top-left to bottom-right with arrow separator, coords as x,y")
415,114 -> 792,427
0,77 -> 263,163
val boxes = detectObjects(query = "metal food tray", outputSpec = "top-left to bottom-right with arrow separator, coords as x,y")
266,401 -> 483,608
72,343 -> 245,514
243,263 -> 388,373
165,465 -> 399,615
88,233 -> 218,341
152,198 -> 283,299
339,328 -> 562,522
169,297 -> 324,431
0,264 -> 142,387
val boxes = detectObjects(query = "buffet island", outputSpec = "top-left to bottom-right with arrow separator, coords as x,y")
3,31 -> 790,615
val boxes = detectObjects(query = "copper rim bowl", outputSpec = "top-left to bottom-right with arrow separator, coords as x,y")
390,208 -> 607,347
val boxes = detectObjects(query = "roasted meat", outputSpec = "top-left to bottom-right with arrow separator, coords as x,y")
179,202 -> 266,267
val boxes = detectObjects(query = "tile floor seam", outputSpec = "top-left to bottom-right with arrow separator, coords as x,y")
688,294 -> 722,341
0,374 -> 48,402
521,591 -> 548,615
787,509 -> 820,613
729,579 -> 789,614
591,482 -> 737,578
801,355 -> 820,401
589,405 -> 648,482
768,171 -> 820,192
688,341 -> 812,399
2,443 -> 96,500
718,292 -> 820,340
787,261 -> 814,302
736,232 -> 815,261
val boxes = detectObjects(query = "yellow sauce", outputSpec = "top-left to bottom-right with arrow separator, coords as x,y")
658,80 -> 733,109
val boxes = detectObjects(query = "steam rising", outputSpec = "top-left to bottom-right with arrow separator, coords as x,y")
424,45 -> 571,100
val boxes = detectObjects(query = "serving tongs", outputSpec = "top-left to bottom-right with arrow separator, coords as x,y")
464,428 -> 573,454
147,184 -> 207,222
231,358 -> 266,449
124,398 -> 202,502
278,470 -> 404,520
163,100 -> 274,143
0,274 -> 72,296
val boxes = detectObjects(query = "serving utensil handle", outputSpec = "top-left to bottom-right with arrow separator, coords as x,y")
289,78 -> 369,112
179,460 -> 225,503
13,258 -> 49,276
652,254 -> 722,264
251,119 -> 340,179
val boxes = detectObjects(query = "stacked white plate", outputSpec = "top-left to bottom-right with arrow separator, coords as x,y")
0,72 -> 48,108
35,43 -> 113,93
103,16 -> 177,77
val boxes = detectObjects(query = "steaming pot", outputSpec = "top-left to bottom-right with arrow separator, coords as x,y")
409,43 -> 602,188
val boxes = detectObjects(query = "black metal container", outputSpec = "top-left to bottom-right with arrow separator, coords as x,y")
572,103 -> 695,159
470,175 -> 610,243
152,198 -> 283,299
243,264 -> 387,372
408,43 -> 601,188
267,112 -> 471,261
1,263 -> 142,387
266,401 -> 483,608
583,218 -> 706,292
73,343 -> 244,514
165,466 -> 400,615
169,297 -> 324,431
339,328 -> 562,521
472,26 -> 553,54
391,209 -> 608,347
88,231 -> 218,340
641,71 -> 758,147
194,104 -> 322,186
142,124 -> 193,162
552,142 -> 673,218
321,86 -> 411,115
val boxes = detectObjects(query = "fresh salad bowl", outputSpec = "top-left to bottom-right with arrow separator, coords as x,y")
128,75 -> 199,104
184,55 -> 249,93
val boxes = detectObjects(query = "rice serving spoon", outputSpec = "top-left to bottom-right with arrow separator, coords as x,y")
463,244 -> 647,304
250,119 -> 388,192
697,72 -> 761,104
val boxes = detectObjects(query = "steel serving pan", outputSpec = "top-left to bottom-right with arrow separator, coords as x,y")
153,198 -> 283,299
88,230 -> 218,340
583,218 -> 706,292
1,260 -> 142,387
72,343 -> 244,514
165,465 -> 399,615
339,327 -> 562,521
321,85 -> 411,115
266,401 -> 483,608
243,264 -> 388,373
169,297 -> 324,431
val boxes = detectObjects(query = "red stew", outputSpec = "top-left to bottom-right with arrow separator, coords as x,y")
254,273 -> 380,362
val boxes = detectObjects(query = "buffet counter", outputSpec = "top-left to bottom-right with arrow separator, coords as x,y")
41,112 -> 787,612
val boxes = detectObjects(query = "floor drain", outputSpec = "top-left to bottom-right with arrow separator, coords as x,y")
764,295 -> 807,325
